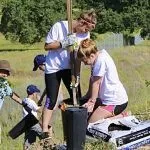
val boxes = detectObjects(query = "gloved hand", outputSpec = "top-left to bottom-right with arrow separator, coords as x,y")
60,34 -> 77,49
22,101 -> 32,113
75,75 -> 80,87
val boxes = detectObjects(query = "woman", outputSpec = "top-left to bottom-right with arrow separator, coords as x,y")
42,10 -> 97,138
77,39 -> 128,124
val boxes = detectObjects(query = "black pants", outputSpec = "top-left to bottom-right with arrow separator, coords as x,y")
45,69 -> 73,110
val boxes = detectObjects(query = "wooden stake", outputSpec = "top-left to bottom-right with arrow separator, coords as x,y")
67,0 -> 72,34
66,0 -> 78,106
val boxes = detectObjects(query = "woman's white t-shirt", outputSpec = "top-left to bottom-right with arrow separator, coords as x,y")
45,21 -> 90,74
91,49 -> 128,105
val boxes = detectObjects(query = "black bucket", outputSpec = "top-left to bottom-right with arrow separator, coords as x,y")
62,106 -> 88,150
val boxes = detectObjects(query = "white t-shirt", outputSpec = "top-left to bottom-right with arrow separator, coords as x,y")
45,21 -> 90,74
91,49 -> 128,105
22,98 -> 40,118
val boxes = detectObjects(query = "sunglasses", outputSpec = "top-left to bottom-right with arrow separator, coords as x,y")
81,19 -> 96,30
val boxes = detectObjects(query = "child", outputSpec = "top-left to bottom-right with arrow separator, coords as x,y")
0,60 -> 23,110
32,54 -> 64,107
22,84 -> 43,150
32,54 -> 46,106
32,54 -> 61,135
77,39 -> 128,124
33,54 -> 46,72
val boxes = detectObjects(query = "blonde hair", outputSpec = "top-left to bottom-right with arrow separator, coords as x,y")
77,38 -> 98,59
78,9 -> 97,24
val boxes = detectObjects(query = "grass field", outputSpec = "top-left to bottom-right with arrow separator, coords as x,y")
0,33 -> 149,149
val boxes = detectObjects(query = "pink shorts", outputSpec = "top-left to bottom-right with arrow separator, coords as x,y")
79,98 -> 128,116
100,105 -> 115,113
95,102 -> 128,116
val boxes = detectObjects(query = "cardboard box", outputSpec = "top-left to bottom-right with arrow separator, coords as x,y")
88,119 -> 150,149
110,121 -> 150,149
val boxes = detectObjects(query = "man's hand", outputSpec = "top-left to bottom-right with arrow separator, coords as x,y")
60,34 -> 77,49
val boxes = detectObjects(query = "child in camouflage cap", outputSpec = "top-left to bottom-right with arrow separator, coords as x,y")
0,60 -> 23,110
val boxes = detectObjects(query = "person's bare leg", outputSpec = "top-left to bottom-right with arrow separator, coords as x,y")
88,109 -> 131,124
88,107 -> 112,124
109,111 -> 131,120
42,108 -> 53,132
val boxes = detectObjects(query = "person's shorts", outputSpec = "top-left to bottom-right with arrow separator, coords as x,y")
44,69 -> 72,110
24,123 -> 42,148
79,98 -> 128,116
94,99 -> 128,116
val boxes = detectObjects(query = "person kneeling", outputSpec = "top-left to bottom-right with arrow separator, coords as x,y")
77,39 -> 128,124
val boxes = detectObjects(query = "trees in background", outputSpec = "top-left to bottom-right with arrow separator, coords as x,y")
0,0 -> 66,44
76,0 -> 149,39
0,0 -> 149,44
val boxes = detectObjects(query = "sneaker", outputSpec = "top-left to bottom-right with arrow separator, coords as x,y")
41,132 -> 51,140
